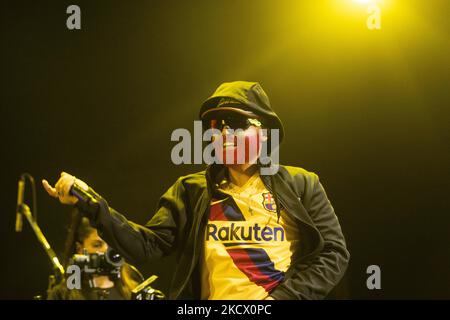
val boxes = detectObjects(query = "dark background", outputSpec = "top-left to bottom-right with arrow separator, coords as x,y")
1,0 -> 449,299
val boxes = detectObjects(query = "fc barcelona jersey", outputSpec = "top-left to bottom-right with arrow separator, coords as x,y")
200,171 -> 301,300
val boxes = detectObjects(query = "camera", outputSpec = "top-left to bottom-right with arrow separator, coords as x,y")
69,247 -> 124,280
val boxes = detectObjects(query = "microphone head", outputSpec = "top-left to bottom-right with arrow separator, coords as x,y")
15,178 -> 25,232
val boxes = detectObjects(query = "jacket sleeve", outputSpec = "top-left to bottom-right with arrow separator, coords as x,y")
76,178 -> 188,265
270,175 -> 350,300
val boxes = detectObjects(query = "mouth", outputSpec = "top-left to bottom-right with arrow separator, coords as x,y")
223,142 -> 236,148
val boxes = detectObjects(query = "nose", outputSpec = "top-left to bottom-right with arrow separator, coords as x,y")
221,125 -> 232,135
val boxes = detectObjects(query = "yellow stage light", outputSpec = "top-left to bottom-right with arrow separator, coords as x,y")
353,0 -> 374,4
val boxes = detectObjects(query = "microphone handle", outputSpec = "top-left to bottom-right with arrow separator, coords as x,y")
70,182 -> 98,204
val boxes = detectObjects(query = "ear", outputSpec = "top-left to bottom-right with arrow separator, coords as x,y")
75,241 -> 83,254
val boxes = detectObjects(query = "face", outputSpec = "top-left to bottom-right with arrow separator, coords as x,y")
77,230 -> 108,254
208,113 -> 267,166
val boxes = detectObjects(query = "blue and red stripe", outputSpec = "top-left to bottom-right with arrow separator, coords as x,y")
227,248 -> 285,292
210,197 -> 245,221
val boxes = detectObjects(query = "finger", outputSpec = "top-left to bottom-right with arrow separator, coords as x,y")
62,176 -> 75,196
42,179 -> 58,198
58,175 -> 75,198
55,176 -> 69,196
55,178 -> 62,195
76,178 -> 89,191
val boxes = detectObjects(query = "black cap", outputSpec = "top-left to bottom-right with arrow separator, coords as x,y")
200,81 -> 284,142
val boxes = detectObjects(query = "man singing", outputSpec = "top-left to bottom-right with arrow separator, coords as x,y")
43,81 -> 349,299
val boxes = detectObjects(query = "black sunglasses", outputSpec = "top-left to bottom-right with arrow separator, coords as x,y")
207,114 -> 262,131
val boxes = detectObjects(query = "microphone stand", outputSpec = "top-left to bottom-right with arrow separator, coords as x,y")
19,203 -> 65,279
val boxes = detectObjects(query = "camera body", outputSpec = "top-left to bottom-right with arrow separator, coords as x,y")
69,247 -> 124,280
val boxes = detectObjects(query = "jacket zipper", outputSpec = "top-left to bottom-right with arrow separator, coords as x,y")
263,177 -> 323,261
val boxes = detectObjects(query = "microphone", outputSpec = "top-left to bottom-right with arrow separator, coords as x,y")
70,182 -> 98,205
15,177 -> 25,232
70,181 -> 100,216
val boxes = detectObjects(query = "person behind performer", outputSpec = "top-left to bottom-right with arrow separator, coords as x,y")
47,211 -> 142,300
43,81 -> 350,300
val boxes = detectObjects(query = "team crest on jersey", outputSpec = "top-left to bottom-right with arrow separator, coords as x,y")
262,192 -> 277,213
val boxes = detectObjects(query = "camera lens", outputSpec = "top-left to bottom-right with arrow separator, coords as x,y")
105,248 -> 124,267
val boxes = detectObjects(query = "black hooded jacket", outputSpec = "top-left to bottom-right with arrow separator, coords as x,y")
78,164 -> 349,299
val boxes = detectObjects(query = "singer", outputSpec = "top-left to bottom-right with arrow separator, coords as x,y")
43,81 -> 349,299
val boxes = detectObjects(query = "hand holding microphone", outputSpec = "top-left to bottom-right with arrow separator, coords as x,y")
42,172 -> 89,205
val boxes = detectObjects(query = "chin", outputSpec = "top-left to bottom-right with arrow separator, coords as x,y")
216,148 -> 259,167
